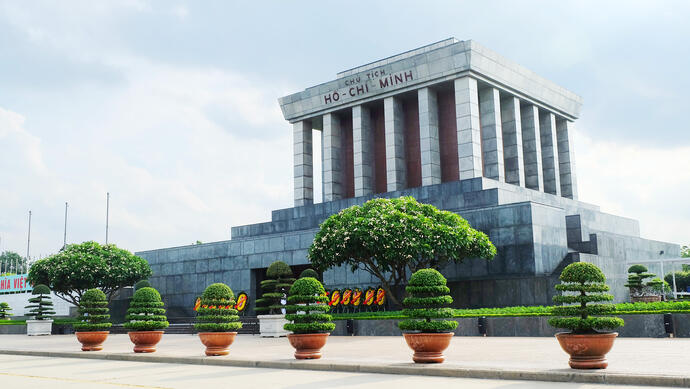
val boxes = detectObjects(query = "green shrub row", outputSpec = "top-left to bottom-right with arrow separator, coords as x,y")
332,300 -> 690,320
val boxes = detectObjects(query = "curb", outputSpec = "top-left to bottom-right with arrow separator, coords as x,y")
0,349 -> 688,387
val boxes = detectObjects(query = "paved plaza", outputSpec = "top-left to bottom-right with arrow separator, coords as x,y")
0,334 -> 688,387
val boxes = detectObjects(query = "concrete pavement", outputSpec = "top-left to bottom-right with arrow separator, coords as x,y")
0,334 -> 688,387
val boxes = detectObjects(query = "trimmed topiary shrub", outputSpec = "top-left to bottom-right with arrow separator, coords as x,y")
549,262 -> 624,333
625,265 -> 656,297
25,284 -> 56,320
398,269 -> 457,333
0,302 -> 12,319
134,280 -> 151,291
194,283 -> 242,332
255,261 -> 295,315
299,268 -> 319,280
123,287 -> 169,331
284,277 -> 335,334
73,289 -> 112,332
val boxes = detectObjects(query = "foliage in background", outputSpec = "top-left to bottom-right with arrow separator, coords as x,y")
73,288 -> 112,332
299,268 -> 319,280
625,264 -> 657,297
28,241 -> 152,306
25,284 -> 56,321
0,251 -> 27,274
548,262 -> 624,333
123,287 -> 169,331
0,302 -> 12,319
332,300 -> 690,320
681,245 -> 689,258
284,277 -> 334,334
398,269 -> 457,333
309,197 -> 496,307
194,283 -> 242,332
666,270 -> 690,293
255,261 -> 295,315
134,280 -> 151,291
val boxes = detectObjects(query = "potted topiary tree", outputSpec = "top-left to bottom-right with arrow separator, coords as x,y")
549,262 -> 624,369
0,302 -> 12,319
134,280 -> 152,291
256,260 -> 295,337
73,288 -> 112,351
25,284 -> 56,336
284,277 -> 335,359
398,269 -> 457,363
123,287 -> 169,353
625,264 -> 659,302
195,283 -> 242,356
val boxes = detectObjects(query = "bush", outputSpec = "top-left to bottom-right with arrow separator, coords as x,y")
255,260 -> 295,315
123,287 -> 169,331
299,268 -> 319,279
194,283 -> 242,333
548,262 -> 623,333
0,302 -> 11,319
28,241 -> 152,306
625,264 -> 657,297
73,289 -> 112,332
284,277 -> 335,334
25,284 -> 56,321
665,271 -> 690,292
397,269 -> 457,333
134,280 -> 151,291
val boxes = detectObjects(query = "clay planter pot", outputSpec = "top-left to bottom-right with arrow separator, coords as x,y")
128,331 -> 164,353
75,331 -> 109,351
402,332 -> 453,363
198,332 -> 237,356
287,333 -> 329,359
555,332 -> 618,369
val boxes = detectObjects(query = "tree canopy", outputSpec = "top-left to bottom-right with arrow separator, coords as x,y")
308,197 -> 496,306
0,251 -> 26,274
27,241 -> 152,306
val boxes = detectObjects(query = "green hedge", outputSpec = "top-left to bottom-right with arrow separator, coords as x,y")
332,301 -> 690,321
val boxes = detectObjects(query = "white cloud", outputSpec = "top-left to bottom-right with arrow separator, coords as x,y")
575,130 -> 690,246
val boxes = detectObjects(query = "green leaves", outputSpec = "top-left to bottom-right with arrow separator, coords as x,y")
399,269 -> 456,333
559,262 -> 606,283
194,282 -> 242,332
124,286 -> 169,331
308,197 -> 496,306
257,260 -> 295,315
27,241 -> 152,306
283,277 -> 334,334
76,288 -> 111,331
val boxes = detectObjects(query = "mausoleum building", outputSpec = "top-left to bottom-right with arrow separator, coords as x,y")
137,39 -> 679,317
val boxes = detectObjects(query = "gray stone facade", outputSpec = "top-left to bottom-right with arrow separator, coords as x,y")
135,39 -> 679,318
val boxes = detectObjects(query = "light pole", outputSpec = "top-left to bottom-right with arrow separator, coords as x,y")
105,192 -> 110,245
63,202 -> 68,249
26,210 -> 32,273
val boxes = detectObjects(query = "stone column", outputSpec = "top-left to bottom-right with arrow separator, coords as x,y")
539,110 -> 561,196
353,105 -> 374,197
322,113 -> 343,201
501,96 -> 525,187
293,121 -> 313,206
455,77 -> 483,180
520,104 -> 544,192
384,96 -> 406,191
556,118 -> 579,200
479,87 -> 504,182
418,87 -> 441,186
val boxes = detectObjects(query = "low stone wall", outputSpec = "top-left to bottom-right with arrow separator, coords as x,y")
0,325 -> 26,335
333,314 -> 687,338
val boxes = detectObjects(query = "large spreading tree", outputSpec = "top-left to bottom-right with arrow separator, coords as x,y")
308,196 -> 496,307
27,241 -> 152,306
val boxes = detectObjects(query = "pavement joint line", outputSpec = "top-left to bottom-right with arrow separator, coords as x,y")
0,349 -> 687,388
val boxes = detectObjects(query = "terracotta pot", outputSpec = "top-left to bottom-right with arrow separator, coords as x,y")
287,333 -> 329,359
128,331 -> 164,353
402,332 -> 453,363
198,332 -> 237,356
555,332 -> 618,369
75,331 -> 109,351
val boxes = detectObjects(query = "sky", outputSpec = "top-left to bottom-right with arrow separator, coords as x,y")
1,0 -> 689,259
